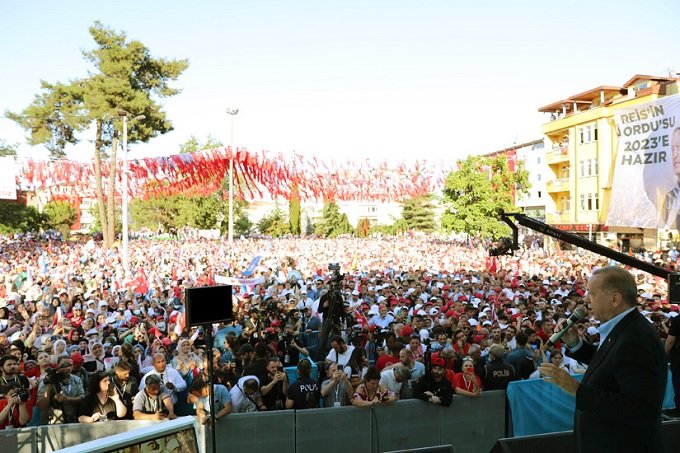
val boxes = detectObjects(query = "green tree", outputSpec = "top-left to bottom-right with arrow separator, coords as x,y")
8,21 -> 188,248
0,140 -> 18,157
441,154 -> 529,239
234,207 -> 253,237
43,200 -> 78,238
129,194 -> 184,232
0,200 -> 46,234
289,182 -> 301,235
401,195 -> 437,232
369,218 -> 408,236
304,214 -> 315,235
179,134 -> 223,154
257,205 -> 290,237
315,201 -> 354,238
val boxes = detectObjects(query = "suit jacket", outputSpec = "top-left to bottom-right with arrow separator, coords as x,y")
567,310 -> 666,453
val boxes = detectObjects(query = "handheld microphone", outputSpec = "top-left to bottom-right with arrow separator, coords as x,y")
547,307 -> 587,346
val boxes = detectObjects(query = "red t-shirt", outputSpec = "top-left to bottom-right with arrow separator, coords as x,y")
452,372 -> 481,393
376,355 -> 399,372
0,399 -> 33,429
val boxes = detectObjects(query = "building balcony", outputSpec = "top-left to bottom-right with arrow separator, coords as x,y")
546,144 -> 569,164
546,211 -> 571,224
546,178 -> 570,193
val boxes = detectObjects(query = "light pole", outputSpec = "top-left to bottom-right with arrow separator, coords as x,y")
226,108 -> 239,243
121,114 -> 145,273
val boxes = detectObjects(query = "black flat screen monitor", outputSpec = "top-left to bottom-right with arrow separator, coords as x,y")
185,285 -> 233,326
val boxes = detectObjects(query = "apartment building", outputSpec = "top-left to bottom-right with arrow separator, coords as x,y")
539,74 -> 680,251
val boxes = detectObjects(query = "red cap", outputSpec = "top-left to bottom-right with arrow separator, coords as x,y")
401,325 -> 414,337
431,358 -> 446,368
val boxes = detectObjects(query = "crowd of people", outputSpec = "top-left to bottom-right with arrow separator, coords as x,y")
0,232 -> 677,429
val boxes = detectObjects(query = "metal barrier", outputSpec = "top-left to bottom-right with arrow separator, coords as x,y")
2,391 -> 506,453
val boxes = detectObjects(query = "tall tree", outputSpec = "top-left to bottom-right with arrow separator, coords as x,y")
441,154 -> 529,239
289,181 -> 301,235
8,21 -> 188,247
315,201 -> 354,238
401,195 -> 437,232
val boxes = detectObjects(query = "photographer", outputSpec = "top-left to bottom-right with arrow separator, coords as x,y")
37,355 -> 84,424
260,357 -> 288,410
132,374 -> 176,421
320,362 -> 353,407
319,263 -> 348,356
277,325 -> 310,367
0,381 -> 32,429
1,355 -> 30,395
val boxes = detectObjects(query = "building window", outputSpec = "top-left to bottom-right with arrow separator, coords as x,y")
537,191 -> 542,198
579,160 -> 584,176
592,158 -> 598,176
594,192 -> 599,210
580,194 -> 586,210
562,197 -> 571,212
537,156 -> 541,164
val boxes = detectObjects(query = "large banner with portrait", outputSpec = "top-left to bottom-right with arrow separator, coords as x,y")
0,157 -> 17,200
607,94 -> 680,229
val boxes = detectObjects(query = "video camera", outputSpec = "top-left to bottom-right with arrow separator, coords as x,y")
328,263 -> 343,286
43,362 -> 71,387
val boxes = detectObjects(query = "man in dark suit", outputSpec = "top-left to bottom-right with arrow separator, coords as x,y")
539,266 -> 666,453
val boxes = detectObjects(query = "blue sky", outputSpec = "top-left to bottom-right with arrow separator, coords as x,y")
1,0 -> 678,164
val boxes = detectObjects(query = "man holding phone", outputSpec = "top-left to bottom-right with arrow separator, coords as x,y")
260,357 -> 288,410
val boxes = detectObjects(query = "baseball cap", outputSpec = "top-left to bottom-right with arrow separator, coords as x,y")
431,358 -> 446,368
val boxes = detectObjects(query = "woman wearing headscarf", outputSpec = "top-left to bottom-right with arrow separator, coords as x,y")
83,341 -> 106,373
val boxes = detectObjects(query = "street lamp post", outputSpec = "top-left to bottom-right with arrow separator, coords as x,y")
226,108 -> 239,243
121,114 -> 145,273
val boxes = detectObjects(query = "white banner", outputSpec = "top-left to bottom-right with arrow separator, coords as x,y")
0,157 -> 17,200
607,94 -> 680,229
214,275 -> 265,286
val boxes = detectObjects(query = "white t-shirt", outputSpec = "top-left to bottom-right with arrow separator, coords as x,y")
325,345 -> 355,368
379,369 -> 402,395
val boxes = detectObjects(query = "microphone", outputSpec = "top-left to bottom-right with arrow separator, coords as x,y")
547,307 -> 587,347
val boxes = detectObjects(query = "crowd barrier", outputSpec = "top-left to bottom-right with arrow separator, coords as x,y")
0,392 -> 506,453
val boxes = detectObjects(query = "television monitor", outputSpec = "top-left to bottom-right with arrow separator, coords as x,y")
185,285 -> 233,326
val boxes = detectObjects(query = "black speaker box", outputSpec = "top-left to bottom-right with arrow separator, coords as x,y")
185,285 -> 233,326
669,274 -> 680,305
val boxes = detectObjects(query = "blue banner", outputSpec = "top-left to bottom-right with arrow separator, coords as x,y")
242,256 -> 261,277
507,369 -> 675,436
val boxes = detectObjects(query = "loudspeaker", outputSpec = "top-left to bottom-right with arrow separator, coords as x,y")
185,285 -> 233,326
669,274 -> 680,305
489,432 -> 572,453
384,446 -> 455,453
